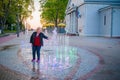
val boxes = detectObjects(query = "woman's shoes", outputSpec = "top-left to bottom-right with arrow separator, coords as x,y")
31,59 -> 35,62
31,59 -> 40,63
36,59 -> 40,63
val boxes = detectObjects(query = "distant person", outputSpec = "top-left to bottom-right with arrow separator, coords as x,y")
30,27 -> 48,63
26,29 -> 28,35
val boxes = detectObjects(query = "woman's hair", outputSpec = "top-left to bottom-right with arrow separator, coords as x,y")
36,27 -> 42,31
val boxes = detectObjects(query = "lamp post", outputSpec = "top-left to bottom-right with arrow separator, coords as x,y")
16,4 -> 21,37
16,13 -> 20,37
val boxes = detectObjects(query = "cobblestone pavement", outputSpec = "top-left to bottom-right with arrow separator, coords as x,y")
0,64 -> 29,80
68,36 -> 120,80
0,34 -> 16,44
0,31 -> 120,80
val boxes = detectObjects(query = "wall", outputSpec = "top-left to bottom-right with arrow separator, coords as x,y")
78,5 -> 86,36
65,0 -> 81,34
84,4 -> 107,36
113,8 -> 120,37
99,8 -> 112,37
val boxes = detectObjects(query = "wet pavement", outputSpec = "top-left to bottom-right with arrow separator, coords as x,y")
0,31 -> 120,80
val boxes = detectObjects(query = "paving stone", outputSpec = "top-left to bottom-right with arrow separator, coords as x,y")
0,65 -> 29,80
0,31 -> 120,80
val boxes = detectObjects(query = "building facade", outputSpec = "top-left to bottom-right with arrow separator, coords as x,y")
65,0 -> 120,37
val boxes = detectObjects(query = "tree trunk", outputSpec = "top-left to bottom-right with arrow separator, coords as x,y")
55,9 -> 59,27
0,18 -> 6,34
55,19 -> 57,27
1,23 -> 4,34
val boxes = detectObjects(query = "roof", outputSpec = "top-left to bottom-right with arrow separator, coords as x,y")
85,0 -> 120,2
99,6 -> 120,12
66,0 -> 120,11
85,0 -> 120,5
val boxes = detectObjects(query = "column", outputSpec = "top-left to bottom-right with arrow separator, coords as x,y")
65,14 -> 70,33
73,11 -> 78,34
70,13 -> 72,33
71,13 -> 74,33
71,11 -> 76,34
74,11 -> 78,34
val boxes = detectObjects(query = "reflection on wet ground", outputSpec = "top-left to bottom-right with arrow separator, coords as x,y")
1,32 -> 120,80
20,42 -> 100,80
0,44 -> 18,51
0,34 -> 101,80
20,45 -> 80,79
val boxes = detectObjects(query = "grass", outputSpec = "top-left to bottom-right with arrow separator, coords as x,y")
4,30 -> 16,33
0,30 -> 16,37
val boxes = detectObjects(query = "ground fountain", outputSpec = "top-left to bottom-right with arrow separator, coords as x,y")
19,28 -> 100,80
41,27 -> 74,71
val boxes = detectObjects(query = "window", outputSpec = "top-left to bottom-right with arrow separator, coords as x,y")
104,15 -> 106,25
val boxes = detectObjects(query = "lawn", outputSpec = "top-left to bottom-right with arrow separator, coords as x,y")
0,30 -> 16,37
4,30 -> 16,33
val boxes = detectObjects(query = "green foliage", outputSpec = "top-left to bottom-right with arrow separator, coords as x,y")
40,0 -> 68,27
4,30 -> 16,33
7,13 -> 16,24
0,0 -> 34,33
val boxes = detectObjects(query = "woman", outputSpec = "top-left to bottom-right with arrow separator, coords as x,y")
30,27 -> 48,63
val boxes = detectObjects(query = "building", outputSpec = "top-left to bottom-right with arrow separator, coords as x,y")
65,0 -> 120,37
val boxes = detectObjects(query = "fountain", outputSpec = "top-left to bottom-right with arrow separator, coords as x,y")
50,27 -> 58,46
19,27 -> 100,80
39,27 -> 75,71
20,27 -> 77,72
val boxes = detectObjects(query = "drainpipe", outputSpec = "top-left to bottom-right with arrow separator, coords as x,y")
76,7 -> 79,36
111,8 -> 113,37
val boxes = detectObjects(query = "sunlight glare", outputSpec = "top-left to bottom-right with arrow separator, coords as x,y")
27,0 -> 42,29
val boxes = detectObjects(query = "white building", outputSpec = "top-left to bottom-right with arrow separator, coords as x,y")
65,0 -> 120,37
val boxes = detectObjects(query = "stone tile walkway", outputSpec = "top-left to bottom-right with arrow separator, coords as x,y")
0,34 -> 16,44
0,31 -> 120,80
0,64 -> 29,80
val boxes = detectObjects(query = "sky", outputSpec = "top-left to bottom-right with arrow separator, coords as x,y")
27,0 -> 42,29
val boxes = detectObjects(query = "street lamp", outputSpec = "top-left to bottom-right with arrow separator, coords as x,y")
16,4 -> 21,37
16,13 -> 20,37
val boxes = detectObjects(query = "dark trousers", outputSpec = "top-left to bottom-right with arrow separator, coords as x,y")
32,46 -> 41,60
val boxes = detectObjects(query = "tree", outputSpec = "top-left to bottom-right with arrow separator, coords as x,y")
0,0 -> 11,33
40,0 -> 68,27
0,0 -> 34,34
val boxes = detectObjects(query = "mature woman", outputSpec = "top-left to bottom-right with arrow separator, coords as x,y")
30,27 -> 48,63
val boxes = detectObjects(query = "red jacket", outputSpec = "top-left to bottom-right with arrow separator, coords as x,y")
30,32 -> 48,46
34,36 -> 41,46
